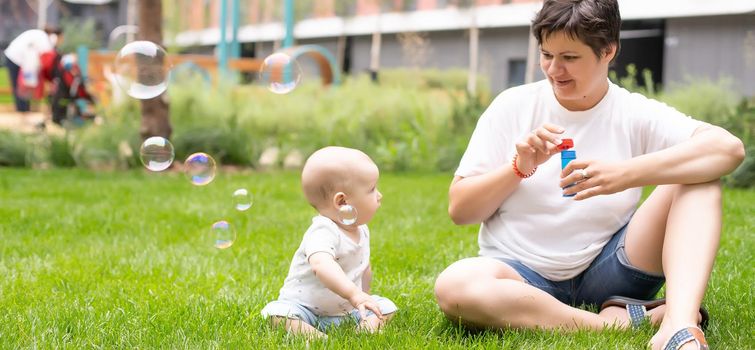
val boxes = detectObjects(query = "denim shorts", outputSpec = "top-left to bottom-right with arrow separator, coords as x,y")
260,295 -> 398,332
496,224 -> 666,307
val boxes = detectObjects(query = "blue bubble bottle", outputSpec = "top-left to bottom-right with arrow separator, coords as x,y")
559,139 -> 576,197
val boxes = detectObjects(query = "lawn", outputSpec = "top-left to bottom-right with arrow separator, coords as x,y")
0,67 -> 13,105
0,168 -> 752,349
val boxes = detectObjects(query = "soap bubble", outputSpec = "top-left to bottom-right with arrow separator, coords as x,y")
139,136 -> 174,171
211,220 -> 236,249
338,204 -> 358,225
233,188 -> 252,211
258,53 -> 302,94
184,152 -> 216,186
114,41 -> 172,99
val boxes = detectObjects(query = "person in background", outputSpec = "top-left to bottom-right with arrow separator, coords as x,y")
3,26 -> 62,112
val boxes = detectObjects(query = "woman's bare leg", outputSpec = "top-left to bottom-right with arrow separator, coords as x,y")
434,257 -> 626,330
623,181 -> 722,349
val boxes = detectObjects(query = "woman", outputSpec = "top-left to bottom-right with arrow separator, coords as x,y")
433,1 -> 744,349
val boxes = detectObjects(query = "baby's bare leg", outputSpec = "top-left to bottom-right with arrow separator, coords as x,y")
270,316 -> 326,339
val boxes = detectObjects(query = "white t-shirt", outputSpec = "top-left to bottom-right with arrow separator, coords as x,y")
456,79 -> 703,281
4,29 -> 55,88
4,29 -> 54,66
278,215 -> 370,316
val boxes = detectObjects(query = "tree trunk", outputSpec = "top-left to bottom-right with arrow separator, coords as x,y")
369,18 -> 381,82
524,25 -> 538,84
368,0 -> 382,82
467,9 -> 478,96
137,0 -> 172,140
336,34 -> 346,74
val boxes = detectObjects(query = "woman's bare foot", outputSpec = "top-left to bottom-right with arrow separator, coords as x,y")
649,324 -> 706,350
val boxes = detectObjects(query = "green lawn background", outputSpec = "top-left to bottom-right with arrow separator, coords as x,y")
0,67 -> 13,104
0,168 -> 752,348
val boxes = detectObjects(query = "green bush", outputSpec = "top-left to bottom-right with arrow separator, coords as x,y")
63,109 -> 140,170
658,78 -> 740,127
58,18 -> 99,54
378,68 -> 489,95
0,131 -> 30,167
165,73 -> 489,171
612,64 -> 753,188
658,81 -> 753,188
609,64 -> 656,97
49,134 -> 77,167
1,68 -> 490,172
725,99 -> 755,188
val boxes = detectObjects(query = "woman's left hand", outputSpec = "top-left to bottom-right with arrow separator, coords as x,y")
560,159 -> 633,200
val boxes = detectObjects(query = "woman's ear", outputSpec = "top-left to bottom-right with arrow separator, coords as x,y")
332,192 -> 347,208
603,43 -> 617,63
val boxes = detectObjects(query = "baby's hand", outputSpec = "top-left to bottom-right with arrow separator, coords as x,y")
348,291 -> 383,322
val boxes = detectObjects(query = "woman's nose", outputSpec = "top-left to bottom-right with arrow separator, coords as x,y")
547,58 -> 563,76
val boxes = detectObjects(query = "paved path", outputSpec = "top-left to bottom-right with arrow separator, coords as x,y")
0,111 -> 66,135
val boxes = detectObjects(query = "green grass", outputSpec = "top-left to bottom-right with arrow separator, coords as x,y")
0,67 -> 13,104
0,168 -> 752,349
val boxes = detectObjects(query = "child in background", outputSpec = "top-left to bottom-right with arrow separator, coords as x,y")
261,146 -> 397,338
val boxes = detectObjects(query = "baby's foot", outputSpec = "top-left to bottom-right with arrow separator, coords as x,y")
357,315 -> 384,333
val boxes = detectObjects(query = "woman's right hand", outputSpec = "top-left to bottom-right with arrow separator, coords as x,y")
514,123 -> 565,174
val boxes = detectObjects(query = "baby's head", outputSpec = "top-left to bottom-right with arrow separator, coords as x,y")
301,146 -> 382,226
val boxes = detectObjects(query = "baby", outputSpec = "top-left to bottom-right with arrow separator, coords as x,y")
261,146 -> 397,338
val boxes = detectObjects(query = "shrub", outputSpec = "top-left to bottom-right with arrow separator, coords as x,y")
612,64 -> 753,187
67,111 -> 140,170
658,78 -> 740,127
165,73 -> 489,171
725,99 -> 755,188
657,80 -> 752,187
49,134 -> 76,167
0,131 -> 30,167
610,64 -> 656,97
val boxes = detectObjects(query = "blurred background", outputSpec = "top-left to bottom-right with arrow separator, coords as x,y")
0,0 -> 753,186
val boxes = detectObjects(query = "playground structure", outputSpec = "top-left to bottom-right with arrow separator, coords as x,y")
68,44 -> 342,107
0,1 -> 340,110
1,44 -> 341,116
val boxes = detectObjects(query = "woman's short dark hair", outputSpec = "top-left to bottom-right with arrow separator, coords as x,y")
532,0 -> 621,63
43,26 -> 63,36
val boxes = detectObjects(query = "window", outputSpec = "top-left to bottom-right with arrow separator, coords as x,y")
508,59 -> 526,87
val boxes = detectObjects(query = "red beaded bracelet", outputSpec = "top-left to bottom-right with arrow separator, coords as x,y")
512,154 -> 537,178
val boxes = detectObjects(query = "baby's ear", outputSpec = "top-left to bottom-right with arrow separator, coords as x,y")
332,192 -> 347,208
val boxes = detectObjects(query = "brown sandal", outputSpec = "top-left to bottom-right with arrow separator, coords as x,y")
600,296 -> 709,330
662,326 -> 709,350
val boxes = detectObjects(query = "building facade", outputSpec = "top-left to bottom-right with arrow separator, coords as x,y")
175,0 -> 755,96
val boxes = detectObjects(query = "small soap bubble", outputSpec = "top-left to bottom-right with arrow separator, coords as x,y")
258,53 -> 302,94
233,188 -> 252,211
184,152 -> 216,186
114,41 -> 172,99
139,136 -> 174,171
211,220 -> 236,249
338,204 -> 358,225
